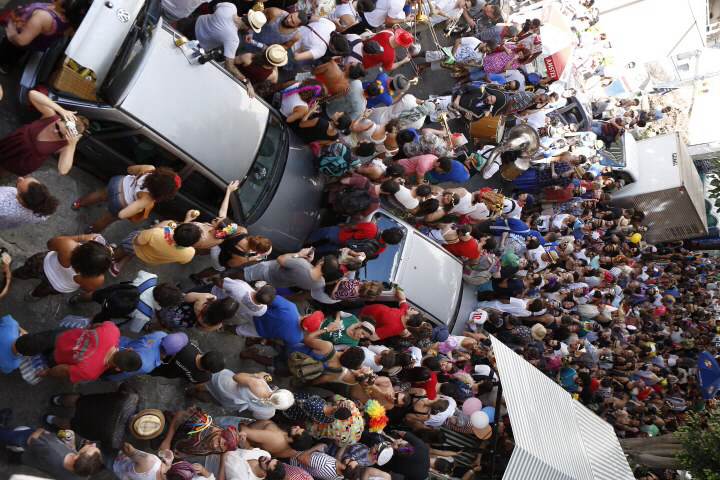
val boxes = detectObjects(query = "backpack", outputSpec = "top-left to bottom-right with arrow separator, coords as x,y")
92,283 -> 140,323
287,350 -> 342,383
334,187 -> 373,216
345,236 -> 384,259
318,143 -> 358,177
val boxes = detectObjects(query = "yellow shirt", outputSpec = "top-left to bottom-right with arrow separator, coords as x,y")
133,226 -> 195,265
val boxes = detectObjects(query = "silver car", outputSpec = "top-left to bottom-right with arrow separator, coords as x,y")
20,0 -> 322,251
358,209 -> 477,335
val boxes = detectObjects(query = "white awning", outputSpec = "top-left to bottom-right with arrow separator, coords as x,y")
490,336 -> 634,480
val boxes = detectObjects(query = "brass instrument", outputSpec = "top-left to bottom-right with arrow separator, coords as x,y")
438,112 -> 452,140
444,13 -> 462,37
480,124 -> 540,180
251,1 -> 264,11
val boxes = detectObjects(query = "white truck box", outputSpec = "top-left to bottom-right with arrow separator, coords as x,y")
610,133 -> 708,243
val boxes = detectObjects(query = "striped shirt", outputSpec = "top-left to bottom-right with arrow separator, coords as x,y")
290,452 -> 341,480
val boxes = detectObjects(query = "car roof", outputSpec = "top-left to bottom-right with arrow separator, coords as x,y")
119,24 -> 269,182
374,209 -> 464,323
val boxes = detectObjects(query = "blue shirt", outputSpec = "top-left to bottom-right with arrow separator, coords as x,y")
364,73 -> 393,108
0,315 -> 21,374
427,160 -> 470,184
104,331 -> 167,382
253,296 -> 303,345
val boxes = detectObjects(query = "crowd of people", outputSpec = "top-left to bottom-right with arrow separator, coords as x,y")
0,0 -> 717,479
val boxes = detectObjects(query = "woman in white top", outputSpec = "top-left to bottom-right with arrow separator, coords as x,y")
0,176 -> 58,230
72,164 -> 181,232
13,234 -> 111,299
194,370 -> 295,419
280,81 -> 323,123
113,443 -> 172,480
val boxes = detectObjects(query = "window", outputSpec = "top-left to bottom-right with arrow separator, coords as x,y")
236,115 -> 286,221
181,171 -> 227,215
358,213 -> 406,282
100,133 -> 187,172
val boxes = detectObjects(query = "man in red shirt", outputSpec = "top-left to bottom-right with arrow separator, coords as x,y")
306,222 -> 404,258
362,29 -> 415,72
15,321 -> 142,383
442,227 -> 481,262
359,289 -> 419,340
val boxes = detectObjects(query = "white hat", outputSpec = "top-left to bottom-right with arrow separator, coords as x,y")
531,323 -> 547,341
247,10 -> 267,33
468,309 -> 488,325
269,389 -> 295,410
265,44 -> 288,67
376,444 -> 394,466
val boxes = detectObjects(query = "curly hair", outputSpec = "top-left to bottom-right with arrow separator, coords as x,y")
142,167 -> 180,202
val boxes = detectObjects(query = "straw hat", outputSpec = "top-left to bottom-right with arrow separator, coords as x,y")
246,10 -> 267,33
265,44 -> 288,67
130,409 -> 166,440
531,323 -> 547,341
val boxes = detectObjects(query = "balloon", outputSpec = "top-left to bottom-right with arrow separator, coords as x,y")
630,233 -> 642,244
470,411 -> 489,429
462,397 -> 483,416
481,406 -> 495,423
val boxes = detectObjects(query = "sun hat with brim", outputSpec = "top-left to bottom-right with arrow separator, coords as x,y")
531,323 -> 547,341
247,9 -> 267,33
130,409 -> 166,440
265,44 -> 288,67
392,28 -> 415,48
390,75 -> 411,94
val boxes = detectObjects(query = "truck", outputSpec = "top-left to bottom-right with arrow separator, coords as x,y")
608,133 -> 708,244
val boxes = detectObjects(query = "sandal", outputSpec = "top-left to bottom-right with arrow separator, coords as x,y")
49,394 -> 64,407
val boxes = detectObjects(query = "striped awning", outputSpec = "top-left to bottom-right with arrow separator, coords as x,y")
490,337 -> 634,480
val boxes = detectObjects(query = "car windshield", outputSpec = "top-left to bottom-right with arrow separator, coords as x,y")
358,213 -> 407,282
236,114 -> 288,222
101,0 -> 160,98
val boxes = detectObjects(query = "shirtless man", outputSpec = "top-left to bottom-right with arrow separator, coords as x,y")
239,420 -> 312,459
349,375 -> 396,410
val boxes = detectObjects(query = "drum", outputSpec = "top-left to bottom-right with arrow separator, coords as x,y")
500,157 -> 531,181
470,115 -> 505,145
500,162 -> 524,181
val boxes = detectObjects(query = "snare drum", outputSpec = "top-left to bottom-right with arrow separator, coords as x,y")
470,115 -> 505,145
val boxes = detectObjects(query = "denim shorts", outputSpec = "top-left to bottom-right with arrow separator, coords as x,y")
107,175 -> 127,217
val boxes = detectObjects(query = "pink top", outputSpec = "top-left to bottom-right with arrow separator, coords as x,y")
398,154 -> 438,178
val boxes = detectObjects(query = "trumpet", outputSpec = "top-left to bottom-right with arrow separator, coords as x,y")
444,13 -> 462,37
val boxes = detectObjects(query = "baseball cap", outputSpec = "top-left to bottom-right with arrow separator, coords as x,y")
392,28 -> 414,48
301,311 -> 324,332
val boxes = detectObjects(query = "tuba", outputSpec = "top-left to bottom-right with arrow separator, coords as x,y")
480,124 -> 540,180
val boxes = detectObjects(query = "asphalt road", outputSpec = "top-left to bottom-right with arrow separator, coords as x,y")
0,15 -> 496,478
